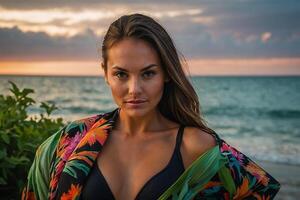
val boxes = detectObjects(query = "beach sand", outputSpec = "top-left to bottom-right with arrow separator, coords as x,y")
259,161 -> 300,200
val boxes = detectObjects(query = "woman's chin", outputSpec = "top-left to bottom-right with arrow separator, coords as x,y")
120,105 -> 154,118
123,108 -> 147,117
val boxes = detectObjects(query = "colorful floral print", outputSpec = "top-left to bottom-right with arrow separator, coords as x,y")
22,109 -> 280,200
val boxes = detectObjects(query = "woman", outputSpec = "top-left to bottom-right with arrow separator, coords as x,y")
22,13 -> 280,200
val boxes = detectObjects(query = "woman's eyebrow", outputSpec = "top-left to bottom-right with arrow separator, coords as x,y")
112,64 -> 158,72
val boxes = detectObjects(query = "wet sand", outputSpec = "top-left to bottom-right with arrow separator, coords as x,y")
259,161 -> 300,200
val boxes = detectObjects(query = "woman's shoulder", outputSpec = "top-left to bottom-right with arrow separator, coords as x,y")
180,127 -> 281,198
181,126 -> 217,168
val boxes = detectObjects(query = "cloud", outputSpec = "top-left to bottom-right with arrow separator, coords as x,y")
0,7 -> 116,24
0,26 -> 101,61
0,5 -> 205,36
0,0 -> 300,61
200,1 -> 300,40
0,0 -> 201,10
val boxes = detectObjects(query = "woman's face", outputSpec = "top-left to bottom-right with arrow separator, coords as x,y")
104,38 -> 168,117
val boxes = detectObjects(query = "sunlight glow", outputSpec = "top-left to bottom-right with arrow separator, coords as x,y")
0,58 -> 299,76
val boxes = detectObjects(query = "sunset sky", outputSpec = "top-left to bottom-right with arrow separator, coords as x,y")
0,0 -> 299,76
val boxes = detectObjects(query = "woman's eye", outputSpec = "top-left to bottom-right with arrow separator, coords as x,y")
115,71 -> 128,79
143,71 -> 156,78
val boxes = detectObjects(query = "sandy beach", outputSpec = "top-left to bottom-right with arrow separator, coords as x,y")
259,161 -> 300,200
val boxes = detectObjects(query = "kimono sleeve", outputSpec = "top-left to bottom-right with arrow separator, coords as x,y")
22,127 -> 64,200
221,141 -> 281,199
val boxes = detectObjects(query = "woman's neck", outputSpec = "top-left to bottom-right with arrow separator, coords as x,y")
115,108 -> 166,137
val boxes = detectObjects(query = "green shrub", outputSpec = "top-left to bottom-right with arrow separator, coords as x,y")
0,81 -> 65,199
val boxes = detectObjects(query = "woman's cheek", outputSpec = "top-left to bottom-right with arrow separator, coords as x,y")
111,85 -> 125,104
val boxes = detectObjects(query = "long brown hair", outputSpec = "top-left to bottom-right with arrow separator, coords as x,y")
101,13 -> 214,134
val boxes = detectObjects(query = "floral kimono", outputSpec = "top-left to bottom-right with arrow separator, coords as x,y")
22,108 -> 280,200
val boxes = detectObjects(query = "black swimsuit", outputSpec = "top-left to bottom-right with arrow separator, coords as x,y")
81,125 -> 186,200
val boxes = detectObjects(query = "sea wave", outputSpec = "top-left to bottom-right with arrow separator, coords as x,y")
205,106 -> 300,119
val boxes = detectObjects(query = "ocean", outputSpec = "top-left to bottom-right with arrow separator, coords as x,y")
1,75 -> 299,166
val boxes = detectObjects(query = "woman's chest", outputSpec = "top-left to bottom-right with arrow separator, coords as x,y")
94,132 -> 180,199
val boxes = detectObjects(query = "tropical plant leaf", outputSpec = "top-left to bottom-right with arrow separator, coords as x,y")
0,81 -> 64,199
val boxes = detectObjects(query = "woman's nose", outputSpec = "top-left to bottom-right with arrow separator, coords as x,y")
128,77 -> 142,95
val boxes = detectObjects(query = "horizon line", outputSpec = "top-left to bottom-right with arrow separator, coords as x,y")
1,74 -> 299,78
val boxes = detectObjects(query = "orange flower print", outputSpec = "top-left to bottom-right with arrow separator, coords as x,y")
90,118 -> 107,130
233,178 -> 252,199
245,161 -> 269,186
68,150 -> 98,166
77,127 -> 108,148
61,184 -> 82,200
49,176 -> 58,191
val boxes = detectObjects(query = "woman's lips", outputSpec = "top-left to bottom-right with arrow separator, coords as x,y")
126,100 -> 147,104
125,100 -> 147,107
